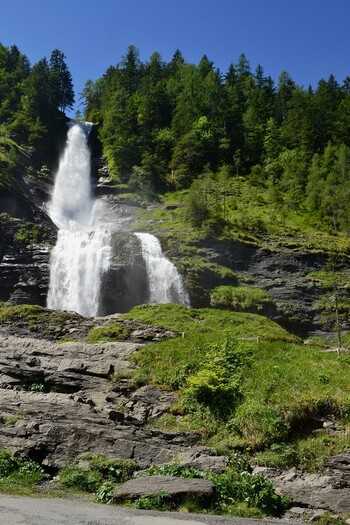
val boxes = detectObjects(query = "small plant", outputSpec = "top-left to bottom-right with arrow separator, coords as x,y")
59,466 -> 102,492
95,482 -> 116,504
0,450 -> 45,489
135,492 -> 174,511
29,383 -> 45,393
88,456 -> 137,482
60,456 -> 138,497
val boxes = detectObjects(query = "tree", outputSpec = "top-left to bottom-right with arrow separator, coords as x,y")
49,49 -> 74,112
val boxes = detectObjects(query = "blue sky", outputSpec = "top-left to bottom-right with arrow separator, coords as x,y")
1,0 -> 350,116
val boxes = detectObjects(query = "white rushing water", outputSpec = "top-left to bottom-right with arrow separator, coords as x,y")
47,123 -> 111,316
135,232 -> 190,306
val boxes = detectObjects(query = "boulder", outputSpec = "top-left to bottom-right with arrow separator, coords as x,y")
113,475 -> 214,503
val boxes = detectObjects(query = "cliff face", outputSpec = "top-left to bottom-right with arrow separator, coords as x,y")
0,138 -> 345,338
0,180 -> 56,307
184,239 -> 330,337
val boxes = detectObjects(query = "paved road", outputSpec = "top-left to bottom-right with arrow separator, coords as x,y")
0,495 -> 294,525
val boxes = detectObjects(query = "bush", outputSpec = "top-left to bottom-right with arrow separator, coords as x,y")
85,323 -> 130,343
59,467 -> 102,492
234,402 -> 289,447
95,482 -> 116,504
135,493 -> 174,511
181,338 -> 247,418
210,286 -> 275,313
0,450 -> 44,486
88,456 -> 137,482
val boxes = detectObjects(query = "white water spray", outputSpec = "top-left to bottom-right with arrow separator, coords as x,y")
135,232 -> 190,306
47,123 -> 111,316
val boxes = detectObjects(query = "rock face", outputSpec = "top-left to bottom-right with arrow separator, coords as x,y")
187,239 -> 331,336
0,209 -> 56,307
254,453 -> 350,515
99,231 -> 148,315
0,323 -> 198,471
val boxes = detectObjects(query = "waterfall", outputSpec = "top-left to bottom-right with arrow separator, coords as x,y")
135,232 -> 190,306
47,123 -> 111,316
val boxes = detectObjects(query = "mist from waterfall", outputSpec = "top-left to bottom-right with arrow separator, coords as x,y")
135,232 -> 190,306
47,123 -> 111,316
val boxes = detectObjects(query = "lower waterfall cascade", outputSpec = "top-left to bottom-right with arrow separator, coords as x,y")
47,122 -> 189,316
135,232 -> 190,306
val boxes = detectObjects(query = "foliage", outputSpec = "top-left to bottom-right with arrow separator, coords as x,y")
85,323 -> 130,343
60,455 -> 137,496
140,462 -> 290,516
59,466 -> 102,492
210,285 -> 275,312
13,222 -> 54,245
126,304 -> 350,452
0,41 -> 72,173
87,456 -> 137,482
95,482 -> 116,504
134,493 -> 174,511
0,450 -> 45,491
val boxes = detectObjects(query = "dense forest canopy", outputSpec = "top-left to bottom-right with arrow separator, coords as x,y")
2,41 -> 350,237
0,43 -> 74,171
82,45 -> 350,236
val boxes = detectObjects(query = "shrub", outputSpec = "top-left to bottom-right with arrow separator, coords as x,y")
135,493 -> 174,511
234,402 -> 289,447
88,456 -> 137,482
0,450 -> 44,486
181,338 -> 248,418
210,286 -> 275,313
95,482 -> 116,504
59,466 -> 102,492
85,323 -> 130,343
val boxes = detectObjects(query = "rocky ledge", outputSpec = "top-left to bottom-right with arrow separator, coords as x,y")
254,452 -> 350,516
0,316 -> 227,475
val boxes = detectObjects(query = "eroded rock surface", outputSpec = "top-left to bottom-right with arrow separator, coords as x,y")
254,453 -> 350,515
0,330 -> 197,470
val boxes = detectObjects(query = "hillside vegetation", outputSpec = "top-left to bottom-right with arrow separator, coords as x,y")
126,304 -> 350,471
83,46 -> 350,248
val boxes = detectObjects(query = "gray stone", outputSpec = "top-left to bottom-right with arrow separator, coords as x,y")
0,333 -> 200,470
113,475 -> 214,502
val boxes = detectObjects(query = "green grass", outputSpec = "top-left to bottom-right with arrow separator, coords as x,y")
85,323 -> 130,343
0,304 -> 84,338
0,450 -> 45,494
125,304 -> 350,457
210,285 -> 275,312
124,304 -> 297,342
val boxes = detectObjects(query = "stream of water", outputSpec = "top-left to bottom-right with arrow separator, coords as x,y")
47,122 -> 189,316
47,123 -> 111,316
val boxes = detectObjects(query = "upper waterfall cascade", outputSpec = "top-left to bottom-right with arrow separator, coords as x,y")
47,123 -> 111,316
47,122 -> 190,316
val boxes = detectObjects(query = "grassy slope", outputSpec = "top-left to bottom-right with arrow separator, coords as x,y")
132,183 -> 350,257
125,304 -> 350,470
